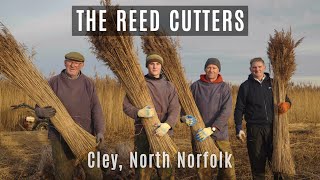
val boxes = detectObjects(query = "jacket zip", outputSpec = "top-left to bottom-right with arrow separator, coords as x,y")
261,83 -> 269,122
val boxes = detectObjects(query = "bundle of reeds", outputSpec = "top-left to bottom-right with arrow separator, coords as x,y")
0,23 -> 96,159
87,2 -> 178,158
267,29 -> 303,175
141,32 -> 220,156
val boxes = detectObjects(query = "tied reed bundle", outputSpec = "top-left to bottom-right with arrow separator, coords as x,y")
267,29 -> 303,176
87,2 -> 178,159
141,32 -> 220,157
0,23 -> 96,159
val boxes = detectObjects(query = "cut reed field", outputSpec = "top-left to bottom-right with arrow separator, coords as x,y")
0,77 -> 319,179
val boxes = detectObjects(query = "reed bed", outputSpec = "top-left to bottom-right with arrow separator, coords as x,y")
87,2 -> 178,158
0,79 -> 34,131
94,76 -> 134,139
267,29 -> 303,175
141,32 -> 220,156
0,23 -> 96,159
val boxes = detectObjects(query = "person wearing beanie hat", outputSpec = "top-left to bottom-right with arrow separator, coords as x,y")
181,58 -> 236,179
204,58 -> 221,71
145,53 -> 164,67
123,53 -> 180,179
34,52 -> 105,179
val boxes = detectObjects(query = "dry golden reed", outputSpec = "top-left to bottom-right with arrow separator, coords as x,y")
0,79 -> 34,131
87,2 -> 178,158
0,23 -> 96,159
267,29 -> 303,175
141,32 -> 220,156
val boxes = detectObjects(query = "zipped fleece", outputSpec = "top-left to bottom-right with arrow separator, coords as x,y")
234,73 -> 274,133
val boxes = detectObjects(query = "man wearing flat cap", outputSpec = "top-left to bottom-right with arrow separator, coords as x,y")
181,58 -> 236,179
35,52 -> 105,179
123,53 -> 181,179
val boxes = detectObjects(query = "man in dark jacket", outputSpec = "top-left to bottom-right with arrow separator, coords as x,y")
123,53 -> 181,179
182,58 -> 236,179
35,52 -> 105,180
234,57 -> 291,180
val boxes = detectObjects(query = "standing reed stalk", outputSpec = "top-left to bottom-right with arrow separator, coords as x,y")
267,29 -> 303,175
87,2 -> 178,159
141,32 -> 220,157
0,23 -> 96,159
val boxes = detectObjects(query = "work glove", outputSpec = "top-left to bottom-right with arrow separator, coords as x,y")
35,106 -> 56,118
195,127 -> 215,142
154,123 -> 171,137
181,115 -> 197,126
236,130 -> 246,143
278,102 -> 291,114
138,106 -> 155,118
96,133 -> 104,144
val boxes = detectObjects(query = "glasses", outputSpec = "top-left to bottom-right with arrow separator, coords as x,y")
66,60 -> 83,67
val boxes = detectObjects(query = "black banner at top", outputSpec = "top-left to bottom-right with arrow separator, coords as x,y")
72,6 -> 248,36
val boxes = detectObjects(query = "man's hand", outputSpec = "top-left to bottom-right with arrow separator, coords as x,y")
96,133 -> 104,144
236,130 -> 246,143
35,106 -> 56,118
181,115 -> 197,126
138,106 -> 155,118
154,123 -> 171,137
195,127 -> 214,142
278,102 -> 291,114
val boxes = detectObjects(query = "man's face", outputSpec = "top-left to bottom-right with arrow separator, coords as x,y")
147,61 -> 161,78
64,60 -> 84,78
250,61 -> 266,79
205,64 -> 219,80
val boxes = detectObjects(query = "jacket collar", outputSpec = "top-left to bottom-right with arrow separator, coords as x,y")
248,73 -> 270,83
61,69 -> 82,80
145,74 -> 163,80
200,74 -> 223,83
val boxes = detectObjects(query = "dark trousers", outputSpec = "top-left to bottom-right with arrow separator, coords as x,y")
246,125 -> 294,180
246,125 -> 273,180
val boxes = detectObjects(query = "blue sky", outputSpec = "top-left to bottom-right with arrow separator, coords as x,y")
1,0 -> 319,85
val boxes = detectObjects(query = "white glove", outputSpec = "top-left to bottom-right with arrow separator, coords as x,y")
196,127 -> 215,142
236,130 -> 246,143
181,115 -> 197,126
138,106 -> 155,118
155,123 -> 171,137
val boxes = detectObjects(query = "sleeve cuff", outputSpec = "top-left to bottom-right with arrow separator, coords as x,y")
165,119 -> 175,130
236,124 -> 242,134
211,123 -> 221,131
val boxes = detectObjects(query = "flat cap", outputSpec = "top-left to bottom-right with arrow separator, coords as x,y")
65,52 -> 85,62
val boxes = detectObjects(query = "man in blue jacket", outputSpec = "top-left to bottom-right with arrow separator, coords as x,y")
182,58 -> 236,179
234,57 -> 291,180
